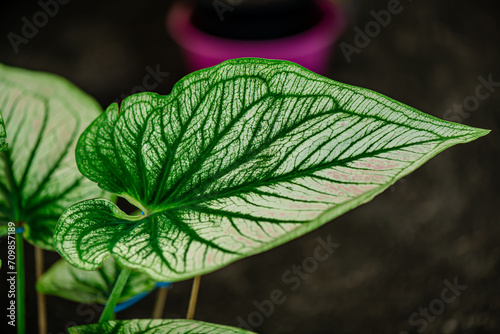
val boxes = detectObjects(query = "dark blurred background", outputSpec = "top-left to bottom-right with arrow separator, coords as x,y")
0,0 -> 499,333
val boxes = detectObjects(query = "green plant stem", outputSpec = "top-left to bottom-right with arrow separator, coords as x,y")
99,267 -> 131,323
16,232 -> 25,334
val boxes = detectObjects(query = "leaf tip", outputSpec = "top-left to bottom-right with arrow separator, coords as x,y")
463,126 -> 491,142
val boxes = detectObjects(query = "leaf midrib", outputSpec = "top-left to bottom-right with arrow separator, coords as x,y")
102,76 -> 462,217
154,89 -> 449,208
143,136 -> 449,215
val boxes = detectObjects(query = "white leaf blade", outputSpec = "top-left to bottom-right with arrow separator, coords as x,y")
54,58 -> 489,281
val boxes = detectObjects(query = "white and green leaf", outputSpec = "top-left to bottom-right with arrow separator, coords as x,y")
0,63 -> 104,249
54,58 -> 489,281
36,257 -> 156,304
68,319 -> 256,334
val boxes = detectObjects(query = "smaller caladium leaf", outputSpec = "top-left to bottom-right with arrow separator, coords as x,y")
68,320 -> 256,334
54,58 -> 489,282
0,63 -> 104,249
0,110 -> 6,151
36,257 -> 156,304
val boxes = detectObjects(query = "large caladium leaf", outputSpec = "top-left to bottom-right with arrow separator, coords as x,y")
68,319 -> 256,334
36,257 -> 156,304
54,58 -> 488,281
0,110 -> 6,151
0,63 -> 104,249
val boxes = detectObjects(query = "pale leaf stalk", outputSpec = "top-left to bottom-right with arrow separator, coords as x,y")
99,267 -> 132,323
35,247 -> 47,334
152,287 -> 168,318
186,276 -> 201,320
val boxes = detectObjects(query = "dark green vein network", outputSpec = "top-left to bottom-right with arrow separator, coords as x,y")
54,58 -> 489,282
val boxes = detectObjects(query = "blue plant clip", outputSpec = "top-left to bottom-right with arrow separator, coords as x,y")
156,282 -> 172,288
113,282 -> 173,313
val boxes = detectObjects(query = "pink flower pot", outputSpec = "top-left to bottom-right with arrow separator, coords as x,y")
167,0 -> 346,75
